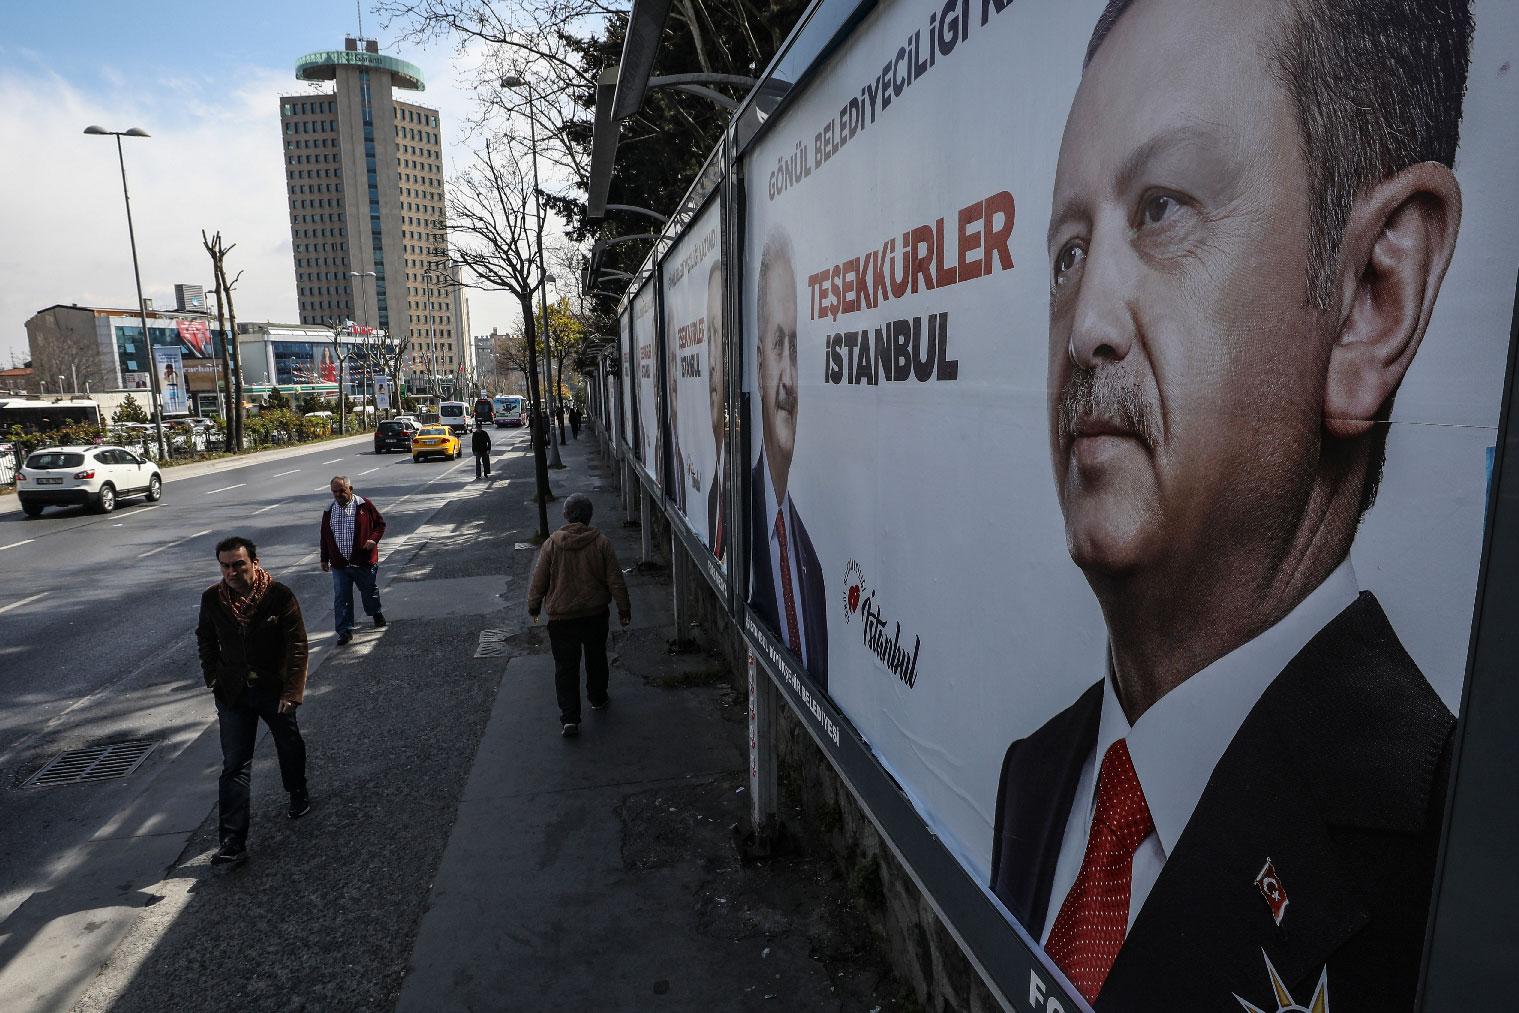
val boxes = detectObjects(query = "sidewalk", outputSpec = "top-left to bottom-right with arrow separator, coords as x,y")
75,433 -> 904,1012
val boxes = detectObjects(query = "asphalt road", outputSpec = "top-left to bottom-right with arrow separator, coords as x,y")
0,430 -> 532,940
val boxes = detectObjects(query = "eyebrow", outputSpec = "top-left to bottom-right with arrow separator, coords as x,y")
1047,123 -> 1233,245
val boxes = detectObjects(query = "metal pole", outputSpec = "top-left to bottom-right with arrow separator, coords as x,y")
526,83 -> 563,468
115,134 -> 168,461
640,485 -> 654,564
747,652 -> 779,852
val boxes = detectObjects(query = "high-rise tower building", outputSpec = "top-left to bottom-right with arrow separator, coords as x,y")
281,37 -> 466,378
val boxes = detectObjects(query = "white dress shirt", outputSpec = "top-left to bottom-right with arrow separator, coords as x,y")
760,465 -> 809,669
1040,559 -> 1359,943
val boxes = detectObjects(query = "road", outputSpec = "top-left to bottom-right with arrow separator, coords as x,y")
0,430 -> 532,941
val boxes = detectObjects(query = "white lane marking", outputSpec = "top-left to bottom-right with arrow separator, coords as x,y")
0,591 -> 48,615
312,486 -> 331,493
360,467 -> 378,475
137,528 -> 214,559
205,483 -> 246,496
0,539 -> 35,552
121,505 -> 162,520
273,469 -> 301,477
322,458 -> 344,464
253,501 -> 289,515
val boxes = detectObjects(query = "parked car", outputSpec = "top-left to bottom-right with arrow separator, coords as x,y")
411,425 -> 460,463
16,445 -> 162,516
374,418 -> 420,453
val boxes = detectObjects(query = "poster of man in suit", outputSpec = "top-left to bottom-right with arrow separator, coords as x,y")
986,1 -> 1479,1007
738,0 -> 1517,1007
747,228 -> 828,689
632,281 -> 661,488
706,262 -> 728,563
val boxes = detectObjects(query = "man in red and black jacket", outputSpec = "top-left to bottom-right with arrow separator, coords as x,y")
319,475 -> 387,645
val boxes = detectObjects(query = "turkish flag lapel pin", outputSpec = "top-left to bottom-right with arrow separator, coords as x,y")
1255,858 -> 1289,926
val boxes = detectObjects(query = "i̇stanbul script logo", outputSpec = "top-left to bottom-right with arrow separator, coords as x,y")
842,560 -> 922,689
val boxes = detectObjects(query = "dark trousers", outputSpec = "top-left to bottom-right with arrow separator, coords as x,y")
216,689 -> 307,846
475,452 -> 491,478
548,610 -> 610,724
569,419 -> 581,440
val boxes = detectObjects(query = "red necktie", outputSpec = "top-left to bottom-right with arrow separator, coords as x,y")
1044,738 -> 1154,1003
773,508 -> 802,655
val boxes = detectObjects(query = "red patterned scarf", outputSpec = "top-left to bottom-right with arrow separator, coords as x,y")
219,565 -> 274,627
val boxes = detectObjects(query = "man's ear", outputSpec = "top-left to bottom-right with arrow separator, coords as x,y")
1324,162 -> 1462,439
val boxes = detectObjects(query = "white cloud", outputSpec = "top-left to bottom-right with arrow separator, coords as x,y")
0,44 -> 551,372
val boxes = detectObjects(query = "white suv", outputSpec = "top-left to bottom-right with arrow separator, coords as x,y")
16,445 -> 163,517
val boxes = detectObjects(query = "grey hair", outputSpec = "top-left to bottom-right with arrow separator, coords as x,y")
330,474 -> 351,488
563,493 -> 594,524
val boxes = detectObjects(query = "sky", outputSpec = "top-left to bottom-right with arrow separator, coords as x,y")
0,0 -> 547,368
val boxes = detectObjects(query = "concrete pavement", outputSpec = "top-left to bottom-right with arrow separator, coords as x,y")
38,432 -> 904,1012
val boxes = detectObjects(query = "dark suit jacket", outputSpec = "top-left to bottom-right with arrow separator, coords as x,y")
707,452 -> 727,561
989,592 -> 1453,1011
747,453 -> 828,690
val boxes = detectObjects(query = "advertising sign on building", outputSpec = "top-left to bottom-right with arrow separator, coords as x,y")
375,375 -> 392,411
739,0 -> 1519,1007
152,346 -> 187,414
176,319 -> 213,357
660,200 -> 726,566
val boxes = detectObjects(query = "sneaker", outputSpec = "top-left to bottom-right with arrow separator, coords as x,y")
288,790 -> 311,820
561,722 -> 580,738
373,612 -> 387,628
590,697 -> 610,711
336,631 -> 353,646
211,841 -> 247,866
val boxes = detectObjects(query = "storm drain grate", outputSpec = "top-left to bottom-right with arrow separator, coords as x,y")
476,629 -> 511,658
23,740 -> 156,788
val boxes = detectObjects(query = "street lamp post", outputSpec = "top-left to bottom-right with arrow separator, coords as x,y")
500,76 -> 563,468
351,270 -> 377,424
85,125 -> 168,461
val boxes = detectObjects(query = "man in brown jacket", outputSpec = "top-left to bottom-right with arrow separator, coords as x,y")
196,535 -> 310,866
528,493 -> 632,737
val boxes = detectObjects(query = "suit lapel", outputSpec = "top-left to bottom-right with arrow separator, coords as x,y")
991,681 -> 1102,936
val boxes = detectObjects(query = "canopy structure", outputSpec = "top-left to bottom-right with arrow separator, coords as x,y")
295,50 -> 425,91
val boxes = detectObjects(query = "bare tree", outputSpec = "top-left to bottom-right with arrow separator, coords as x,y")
447,140 -> 555,538
202,231 -> 245,451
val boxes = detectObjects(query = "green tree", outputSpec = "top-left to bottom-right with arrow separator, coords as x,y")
266,386 -> 291,411
112,394 -> 149,425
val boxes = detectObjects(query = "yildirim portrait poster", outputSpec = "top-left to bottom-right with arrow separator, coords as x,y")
632,280 -> 661,488
660,198 -> 728,568
740,0 -> 1519,1007
618,306 -> 634,457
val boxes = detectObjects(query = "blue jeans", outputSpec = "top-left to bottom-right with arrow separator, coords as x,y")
332,563 -> 381,634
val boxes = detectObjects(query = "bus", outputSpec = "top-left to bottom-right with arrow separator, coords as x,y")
492,395 -> 524,428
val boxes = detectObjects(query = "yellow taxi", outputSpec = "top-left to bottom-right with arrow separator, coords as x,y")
411,425 -> 461,463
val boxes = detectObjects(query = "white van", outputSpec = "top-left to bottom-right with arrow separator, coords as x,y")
439,400 -> 470,434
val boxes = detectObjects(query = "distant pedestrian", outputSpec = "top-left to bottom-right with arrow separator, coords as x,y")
472,423 -> 493,479
568,404 -> 582,440
528,494 -> 632,738
196,535 -> 310,867
320,475 -> 386,645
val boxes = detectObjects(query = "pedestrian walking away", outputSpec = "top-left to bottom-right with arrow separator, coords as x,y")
320,475 -> 387,645
528,493 -> 632,738
568,403 -> 582,440
196,536 -> 310,867
472,423 -> 493,479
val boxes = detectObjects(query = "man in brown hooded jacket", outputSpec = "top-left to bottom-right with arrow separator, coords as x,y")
196,535 -> 310,865
528,493 -> 632,737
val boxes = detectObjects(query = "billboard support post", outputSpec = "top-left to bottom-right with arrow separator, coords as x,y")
640,486 -> 655,564
670,531 -> 694,649
744,652 -> 780,856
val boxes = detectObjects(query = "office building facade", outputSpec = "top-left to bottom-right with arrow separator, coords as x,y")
282,37 -> 467,382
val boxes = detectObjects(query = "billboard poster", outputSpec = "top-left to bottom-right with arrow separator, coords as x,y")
619,308 -> 634,454
375,375 -> 392,411
272,341 -> 340,386
124,372 -> 149,392
177,319 -> 214,357
741,0 -> 1519,1008
632,281 -> 661,487
660,199 -> 727,565
152,346 -> 187,414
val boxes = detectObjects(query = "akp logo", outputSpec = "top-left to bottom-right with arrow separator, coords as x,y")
842,560 -> 867,623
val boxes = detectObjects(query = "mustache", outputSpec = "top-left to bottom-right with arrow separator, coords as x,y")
1057,367 -> 1160,450
772,381 -> 797,415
